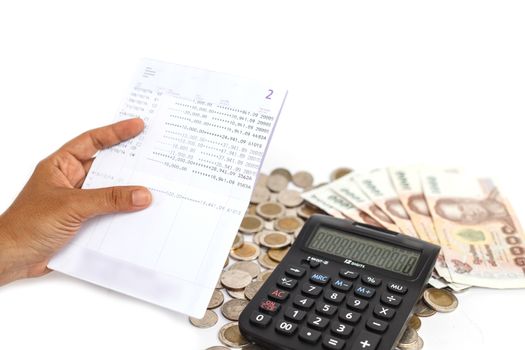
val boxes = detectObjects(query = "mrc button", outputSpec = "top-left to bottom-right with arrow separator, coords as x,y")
310,273 -> 331,285
387,282 -> 408,294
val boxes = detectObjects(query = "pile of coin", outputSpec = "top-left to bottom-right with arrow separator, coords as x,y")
191,167 -> 460,350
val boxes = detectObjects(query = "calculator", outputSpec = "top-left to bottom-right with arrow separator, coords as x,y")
239,215 -> 440,350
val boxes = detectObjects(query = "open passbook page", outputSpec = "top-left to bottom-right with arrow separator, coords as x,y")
48,59 -> 287,317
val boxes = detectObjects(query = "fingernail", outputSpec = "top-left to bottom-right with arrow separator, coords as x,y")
132,189 -> 152,207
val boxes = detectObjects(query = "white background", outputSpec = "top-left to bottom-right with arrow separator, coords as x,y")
0,1 -> 524,349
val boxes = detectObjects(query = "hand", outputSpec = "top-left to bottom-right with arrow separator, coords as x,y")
0,118 -> 152,286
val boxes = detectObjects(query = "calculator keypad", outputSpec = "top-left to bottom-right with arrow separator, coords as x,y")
249,264 -> 413,350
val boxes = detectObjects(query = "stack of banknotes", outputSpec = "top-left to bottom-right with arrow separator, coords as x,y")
302,166 -> 525,290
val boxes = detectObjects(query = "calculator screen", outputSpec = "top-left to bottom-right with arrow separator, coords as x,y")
307,226 -> 421,276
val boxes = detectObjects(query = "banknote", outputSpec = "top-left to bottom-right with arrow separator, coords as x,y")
353,169 -> 419,238
301,185 -> 347,219
421,168 -> 525,289
328,174 -> 400,232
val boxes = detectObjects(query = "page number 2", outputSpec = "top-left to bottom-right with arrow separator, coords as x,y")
266,89 -> 273,99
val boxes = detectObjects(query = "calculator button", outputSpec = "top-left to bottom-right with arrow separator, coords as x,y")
286,265 -> 306,278
380,293 -> 402,307
330,322 -> 353,338
338,309 -> 361,324
366,318 -> 388,334
298,327 -> 322,344
293,295 -> 315,310
307,314 -> 330,330
310,273 -> 331,285
362,275 -> 381,286
249,311 -> 272,328
346,296 -> 368,311
309,260 -> 321,268
302,283 -> 323,297
284,307 -> 307,322
387,282 -> 408,295
322,336 -> 345,350
339,269 -> 359,280
324,289 -> 345,304
352,330 -> 381,350
354,285 -> 376,299
331,279 -> 352,292
373,305 -> 396,320
277,276 -> 298,290
268,288 -> 289,302
259,299 -> 281,315
316,303 -> 338,316
275,319 -> 298,336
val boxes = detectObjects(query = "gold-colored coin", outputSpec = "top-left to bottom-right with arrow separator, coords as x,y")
270,168 -> 292,181
226,288 -> 247,300
207,289 -> 225,309
218,322 -> 249,348
267,174 -> 289,192
414,301 -> 437,317
258,253 -> 279,269
292,171 -> 314,189
256,270 -> 273,282
239,215 -> 264,234
397,326 -> 418,348
229,261 -> 260,279
244,280 -> 264,300
329,167 -> 353,181
268,247 -> 290,262
274,216 -> 304,234
259,231 -> 292,249
277,189 -> 304,207
189,310 -> 218,328
230,242 -> 261,261
423,288 -> 458,313
407,315 -> 421,331
250,185 -> 271,204
231,233 -> 244,249
297,204 -> 323,220
221,299 -> 249,321
256,202 -> 286,220
220,270 -> 252,290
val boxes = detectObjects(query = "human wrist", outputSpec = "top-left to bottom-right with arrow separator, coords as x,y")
0,214 -> 25,285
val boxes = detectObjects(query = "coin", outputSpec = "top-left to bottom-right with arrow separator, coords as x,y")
230,242 -> 261,261
239,215 -> 264,234
221,299 -> 249,321
414,301 -> 437,317
246,204 -> 257,215
270,168 -> 292,181
250,185 -> 271,204
256,270 -> 273,282
256,202 -> 286,220
268,247 -> 290,262
253,231 -> 264,245
244,280 -> 264,300
205,347 -> 230,350
220,270 -> 252,290
208,289 -> 225,309
397,327 -> 418,348
259,231 -> 292,249
229,261 -> 260,279
423,288 -> 458,313
255,173 -> 268,188
329,167 -> 353,181
189,310 -> 218,328
267,174 -> 289,192
218,322 -> 249,348
277,189 -> 304,207
231,233 -> 244,249
297,203 -> 323,219
407,315 -> 421,331
226,288 -> 247,300
274,216 -> 304,234
292,171 -> 314,188
215,279 -> 223,289
223,256 -> 229,268
258,253 -> 279,269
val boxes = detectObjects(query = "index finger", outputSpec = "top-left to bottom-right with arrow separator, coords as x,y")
59,118 -> 145,160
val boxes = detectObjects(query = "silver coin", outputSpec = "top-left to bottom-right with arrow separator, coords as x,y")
255,173 -> 269,188
231,233 -> 244,250
292,171 -> 314,188
270,168 -> 292,181
207,289 -> 224,309
220,270 -> 252,290
226,288 -> 247,300
188,309 -> 218,328
256,270 -> 273,282
221,299 -> 249,321
397,327 -> 418,348
229,261 -> 261,279
267,174 -> 289,192
277,189 -> 304,207
250,185 -> 271,204
218,322 -> 249,348
244,280 -> 265,300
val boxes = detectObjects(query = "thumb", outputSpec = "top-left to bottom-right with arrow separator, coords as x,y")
73,186 -> 152,218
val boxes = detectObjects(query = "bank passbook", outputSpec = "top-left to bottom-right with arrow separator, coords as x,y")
239,215 -> 440,350
49,58 -> 287,318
